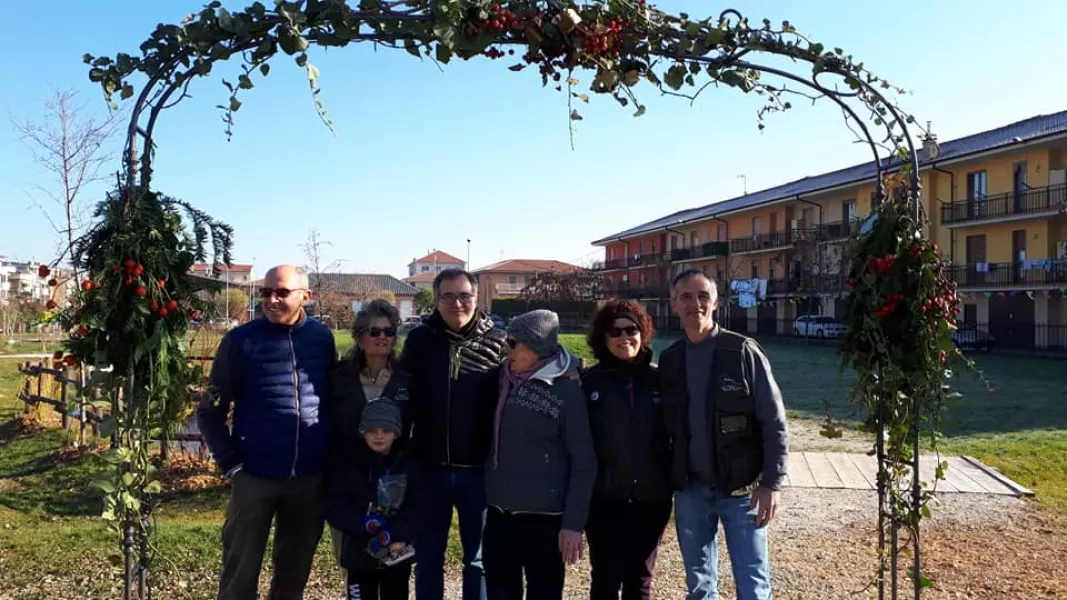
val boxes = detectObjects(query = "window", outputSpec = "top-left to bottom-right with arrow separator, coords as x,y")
638,240 -> 645,254
716,224 -> 726,241
751,261 -> 760,279
769,258 -> 778,280
842,200 -> 856,222
421,265 -> 429,272
689,231 -> 700,247
751,216 -> 763,235
967,170 -> 988,218
508,275 -> 517,284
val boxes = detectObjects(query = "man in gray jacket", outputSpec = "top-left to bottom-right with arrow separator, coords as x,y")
482,309 -> 597,600
659,269 -> 788,600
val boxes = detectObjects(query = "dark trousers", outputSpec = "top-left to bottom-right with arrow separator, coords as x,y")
346,564 -> 412,600
586,497 -> 672,600
415,466 -> 487,600
483,507 -> 565,600
217,472 -> 325,600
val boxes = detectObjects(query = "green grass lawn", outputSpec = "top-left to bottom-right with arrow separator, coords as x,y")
0,331 -> 1064,595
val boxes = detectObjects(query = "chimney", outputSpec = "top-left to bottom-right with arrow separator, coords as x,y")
921,120 -> 940,161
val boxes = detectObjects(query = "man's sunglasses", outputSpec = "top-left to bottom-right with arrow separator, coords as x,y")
608,326 -> 640,338
258,287 -> 306,299
359,327 -> 397,338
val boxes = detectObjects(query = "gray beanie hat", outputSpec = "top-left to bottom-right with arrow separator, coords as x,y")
359,399 -> 403,435
507,309 -> 560,359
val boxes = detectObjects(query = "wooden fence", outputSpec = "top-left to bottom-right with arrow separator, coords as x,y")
14,357 -> 215,460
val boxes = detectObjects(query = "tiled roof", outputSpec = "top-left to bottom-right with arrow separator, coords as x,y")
591,110 -> 1067,245
408,250 -> 464,266
473,259 -> 583,274
309,273 -> 419,296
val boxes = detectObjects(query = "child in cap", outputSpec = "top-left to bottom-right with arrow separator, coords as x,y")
324,399 -> 423,600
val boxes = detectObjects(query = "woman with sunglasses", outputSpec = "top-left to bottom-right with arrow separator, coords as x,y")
325,299 -> 415,588
483,309 -> 597,600
580,300 -> 672,600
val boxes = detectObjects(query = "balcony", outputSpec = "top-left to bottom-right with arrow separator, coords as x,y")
730,230 -> 794,255
493,282 -> 526,295
670,241 -> 730,262
591,258 -> 627,271
591,253 -> 666,271
946,260 -> 1067,289
940,184 -> 1067,227
814,220 -> 860,241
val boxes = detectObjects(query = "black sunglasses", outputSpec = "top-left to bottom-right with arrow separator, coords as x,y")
608,326 -> 640,338
258,287 -> 306,299
359,327 -> 397,338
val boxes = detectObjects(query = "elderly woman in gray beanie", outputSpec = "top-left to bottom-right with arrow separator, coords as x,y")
482,309 -> 597,600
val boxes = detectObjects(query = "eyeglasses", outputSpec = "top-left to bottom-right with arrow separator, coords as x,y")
505,338 -> 518,349
438,293 -> 475,305
608,326 -> 640,338
358,327 -> 397,338
258,287 -> 306,299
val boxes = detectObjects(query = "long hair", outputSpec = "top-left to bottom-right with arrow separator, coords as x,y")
586,299 -> 655,363
350,298 -> 401,371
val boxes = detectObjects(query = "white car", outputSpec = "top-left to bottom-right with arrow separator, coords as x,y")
793,315 -> 847,338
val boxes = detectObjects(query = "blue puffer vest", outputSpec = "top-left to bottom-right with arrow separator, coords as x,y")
229,315 -> 335,478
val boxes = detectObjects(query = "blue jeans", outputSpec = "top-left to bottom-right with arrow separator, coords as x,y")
674,482 -> 771,600
415,467 -> 488,600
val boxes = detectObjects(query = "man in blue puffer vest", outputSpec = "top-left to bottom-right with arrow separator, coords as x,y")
198,264 -> 337,600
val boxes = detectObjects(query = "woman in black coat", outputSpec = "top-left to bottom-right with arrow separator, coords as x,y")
580,300 -> 673,600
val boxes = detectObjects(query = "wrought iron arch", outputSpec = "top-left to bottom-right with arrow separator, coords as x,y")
84,3 -> 941,599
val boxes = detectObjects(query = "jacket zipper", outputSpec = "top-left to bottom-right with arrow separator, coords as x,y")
288,329 -> 301,478
627,377 -> 637,497
446,345 -> 455,466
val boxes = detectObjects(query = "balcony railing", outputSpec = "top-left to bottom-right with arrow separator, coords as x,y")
729,230 -> 794,254
940,184 -> 1067,226
815,219 -> 861,241
592,253 -> 667,271
670,241 -> 730,262
946,260 -> 1067,288
591,258 -> 627,271
494,282 -> 525,294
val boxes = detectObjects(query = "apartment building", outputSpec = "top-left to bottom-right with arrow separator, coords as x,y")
472,259 -> 583,312
403,250 -> 466,290
591,111 -> 1067,350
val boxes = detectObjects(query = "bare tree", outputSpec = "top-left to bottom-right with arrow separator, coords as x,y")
299,229 -> 345,316
12,89 -> 119,283
521,270 -> 603,302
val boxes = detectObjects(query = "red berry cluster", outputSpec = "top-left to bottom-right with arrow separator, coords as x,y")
51,350 -> 79,369
579,15 -> 633,58
874,292 -> 904,319
116,258 -> 179,320
465,4 -> 524,36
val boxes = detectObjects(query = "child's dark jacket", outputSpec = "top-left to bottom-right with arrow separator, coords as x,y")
324,439 -> 422,571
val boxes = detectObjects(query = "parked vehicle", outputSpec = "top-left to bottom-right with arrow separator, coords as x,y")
401,316 -> 423,331
951,326 -> 994,352
793,315 -> 847,338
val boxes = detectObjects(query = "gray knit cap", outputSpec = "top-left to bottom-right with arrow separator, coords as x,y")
359,399 -> 403,435
507,309 -> 560,358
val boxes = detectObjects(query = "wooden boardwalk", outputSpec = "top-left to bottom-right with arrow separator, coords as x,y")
785,452 -> 1033,497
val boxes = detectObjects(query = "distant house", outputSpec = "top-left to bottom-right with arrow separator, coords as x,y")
402,270 -> 438,291
188,263 -> 253,285
472,259 -> 583,312
407,250 -> 465,276
0,258 -> 76,306
309,272 -> 420,319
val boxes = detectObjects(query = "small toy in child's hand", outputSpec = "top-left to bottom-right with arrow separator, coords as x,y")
362,514 -> 386,535
382,543 -> 416,567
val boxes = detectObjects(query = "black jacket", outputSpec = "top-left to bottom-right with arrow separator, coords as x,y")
580,350 -> 673,503
324,441 -> 423,571
326,355 -> 412,456
399,310 -> 507,468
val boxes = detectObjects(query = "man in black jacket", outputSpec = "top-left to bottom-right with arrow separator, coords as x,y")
400,269 -> 507,600
659,269 -> 789,600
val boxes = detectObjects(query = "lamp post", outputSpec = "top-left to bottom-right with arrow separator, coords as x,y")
466,238 -> 471,270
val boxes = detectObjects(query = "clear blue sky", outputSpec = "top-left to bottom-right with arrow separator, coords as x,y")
1,0 -> 1064,279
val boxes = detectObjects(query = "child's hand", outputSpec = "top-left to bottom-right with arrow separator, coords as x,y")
388,542 -> 408,554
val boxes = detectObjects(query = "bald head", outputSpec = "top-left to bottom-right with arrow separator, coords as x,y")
261,264 -> 310,325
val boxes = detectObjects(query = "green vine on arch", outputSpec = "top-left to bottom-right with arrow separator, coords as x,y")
70,1 -> 960,597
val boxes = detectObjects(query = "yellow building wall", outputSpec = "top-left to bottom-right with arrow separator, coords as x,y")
942,149 -> 1051,195
953,221 -> 1052,263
